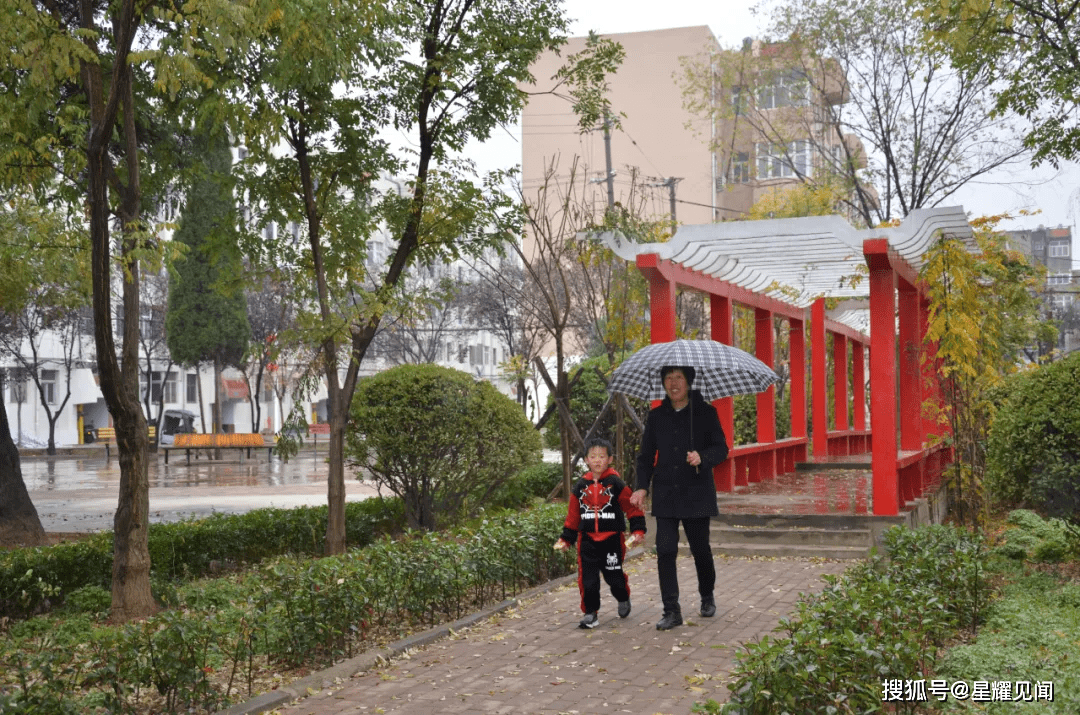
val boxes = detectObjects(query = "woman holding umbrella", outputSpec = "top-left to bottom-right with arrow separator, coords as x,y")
629,365 -> 728,631
614,339 -> 778,630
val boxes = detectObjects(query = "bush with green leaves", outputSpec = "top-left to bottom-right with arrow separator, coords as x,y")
486,460 -> 563,508
0,503 -> 574,713
986,352 -> 1080,517
347,364 -> 541,530
695,524 -> 989,715
992,509 -> 1078,563
541,355 -> 647,478
0,497 -> 405,620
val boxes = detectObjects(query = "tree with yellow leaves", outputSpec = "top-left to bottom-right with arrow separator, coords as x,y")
920,214 -> 1054,524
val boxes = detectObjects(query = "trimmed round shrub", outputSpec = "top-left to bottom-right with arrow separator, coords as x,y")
347,364 -> 541,530
986,352 -> 1080,516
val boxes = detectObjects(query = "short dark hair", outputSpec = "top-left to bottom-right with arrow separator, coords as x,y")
585,437 -> 614,457
660,365 -> 696,385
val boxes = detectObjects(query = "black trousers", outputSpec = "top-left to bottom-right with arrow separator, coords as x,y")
576,532 -> 630,614
654,516 -> 715,614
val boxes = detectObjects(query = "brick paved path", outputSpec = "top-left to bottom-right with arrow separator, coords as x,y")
273,555 -> 849,715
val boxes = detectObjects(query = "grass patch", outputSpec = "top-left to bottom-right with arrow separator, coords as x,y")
930,510 -> 1080,713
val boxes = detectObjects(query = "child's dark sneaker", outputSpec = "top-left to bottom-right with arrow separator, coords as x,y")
618,599 -> 631,618
578,612 -> 599,629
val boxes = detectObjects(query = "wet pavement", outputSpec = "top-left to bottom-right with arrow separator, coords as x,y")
262,554 -> 850,715
716,468 -> 874,516
22,448 -> 380,533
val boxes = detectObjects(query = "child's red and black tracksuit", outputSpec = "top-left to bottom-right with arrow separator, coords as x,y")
559,467 -> 647,615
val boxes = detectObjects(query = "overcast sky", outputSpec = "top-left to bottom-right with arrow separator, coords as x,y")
460,0 -> 1079,236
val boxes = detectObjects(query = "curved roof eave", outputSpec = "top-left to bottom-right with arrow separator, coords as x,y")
587,206 -> 972,312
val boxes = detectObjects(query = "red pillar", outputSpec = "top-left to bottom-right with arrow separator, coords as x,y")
755,307 -> 776,480
866,240 -> 899,516
647,268 -> 678,344
852,341 -> 866,431
811,298 -> 828,461
789,317 -> 808,462
898,279 -> 922,453
710,294 -> 735,491
832,333 -> 849,437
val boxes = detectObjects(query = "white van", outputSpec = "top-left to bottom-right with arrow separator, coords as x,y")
157,409 -> 198,446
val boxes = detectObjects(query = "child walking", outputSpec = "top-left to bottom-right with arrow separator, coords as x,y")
554,438 -> 647,629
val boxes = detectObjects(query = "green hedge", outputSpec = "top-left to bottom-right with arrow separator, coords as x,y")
0,503 -> 574,714
986,352 -> 1080,515
696,525 -> 990,715
0,497 -> 405,620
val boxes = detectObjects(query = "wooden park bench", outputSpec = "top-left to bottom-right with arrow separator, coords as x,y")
97,425 -> 155,460
163,432 -> 272,465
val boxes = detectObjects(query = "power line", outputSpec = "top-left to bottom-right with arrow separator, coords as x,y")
622,127 -> 667,179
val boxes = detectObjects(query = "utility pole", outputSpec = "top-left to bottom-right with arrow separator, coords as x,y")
603,111 -> 616,212
647,176 -> 683,235
589,110 -> 626,473
590,111 -> 617,214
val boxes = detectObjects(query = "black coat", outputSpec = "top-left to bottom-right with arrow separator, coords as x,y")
635,390 -> 729,519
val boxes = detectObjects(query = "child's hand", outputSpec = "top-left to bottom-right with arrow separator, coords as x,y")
553,539 -> 568,551
625,532 -> 644,548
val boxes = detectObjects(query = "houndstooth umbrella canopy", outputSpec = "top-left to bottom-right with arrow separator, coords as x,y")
609,339 -> 780,402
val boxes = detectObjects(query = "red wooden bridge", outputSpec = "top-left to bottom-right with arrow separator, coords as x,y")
599,206 -> 971,519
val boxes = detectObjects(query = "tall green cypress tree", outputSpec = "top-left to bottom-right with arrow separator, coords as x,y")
166,133 -> 250,434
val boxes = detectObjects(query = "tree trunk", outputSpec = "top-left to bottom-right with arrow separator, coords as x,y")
325,406 -> 347,554
0,400 -> 46,547
213,357 -> 223,460
556,348 -> 572,498
83,5 -> 157,620
197,366 -> 207,433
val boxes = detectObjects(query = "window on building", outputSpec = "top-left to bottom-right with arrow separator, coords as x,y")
261,380 -> 274,403
186,373 -> 198,403
756,70 -> 808,110
141,371 -> 164,403
756,141 -> 811,179
729,152 -> 751,184
1048,274 -> 1072,285
163,372 -> 178,403
7,370 -> 26,403
42,369 -> 57,404
1052,293 -> 1074,310
1049,242 -> 1071,258
483,345 -> 490,365
730,86 -> 748,116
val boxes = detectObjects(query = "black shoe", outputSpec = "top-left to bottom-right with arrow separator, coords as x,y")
578,612 -> 599,629
700,596 -> 716,618
618,599 -> 631,618
656,611 -> 683,630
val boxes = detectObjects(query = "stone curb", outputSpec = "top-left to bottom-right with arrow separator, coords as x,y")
217,547 -> 648,715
